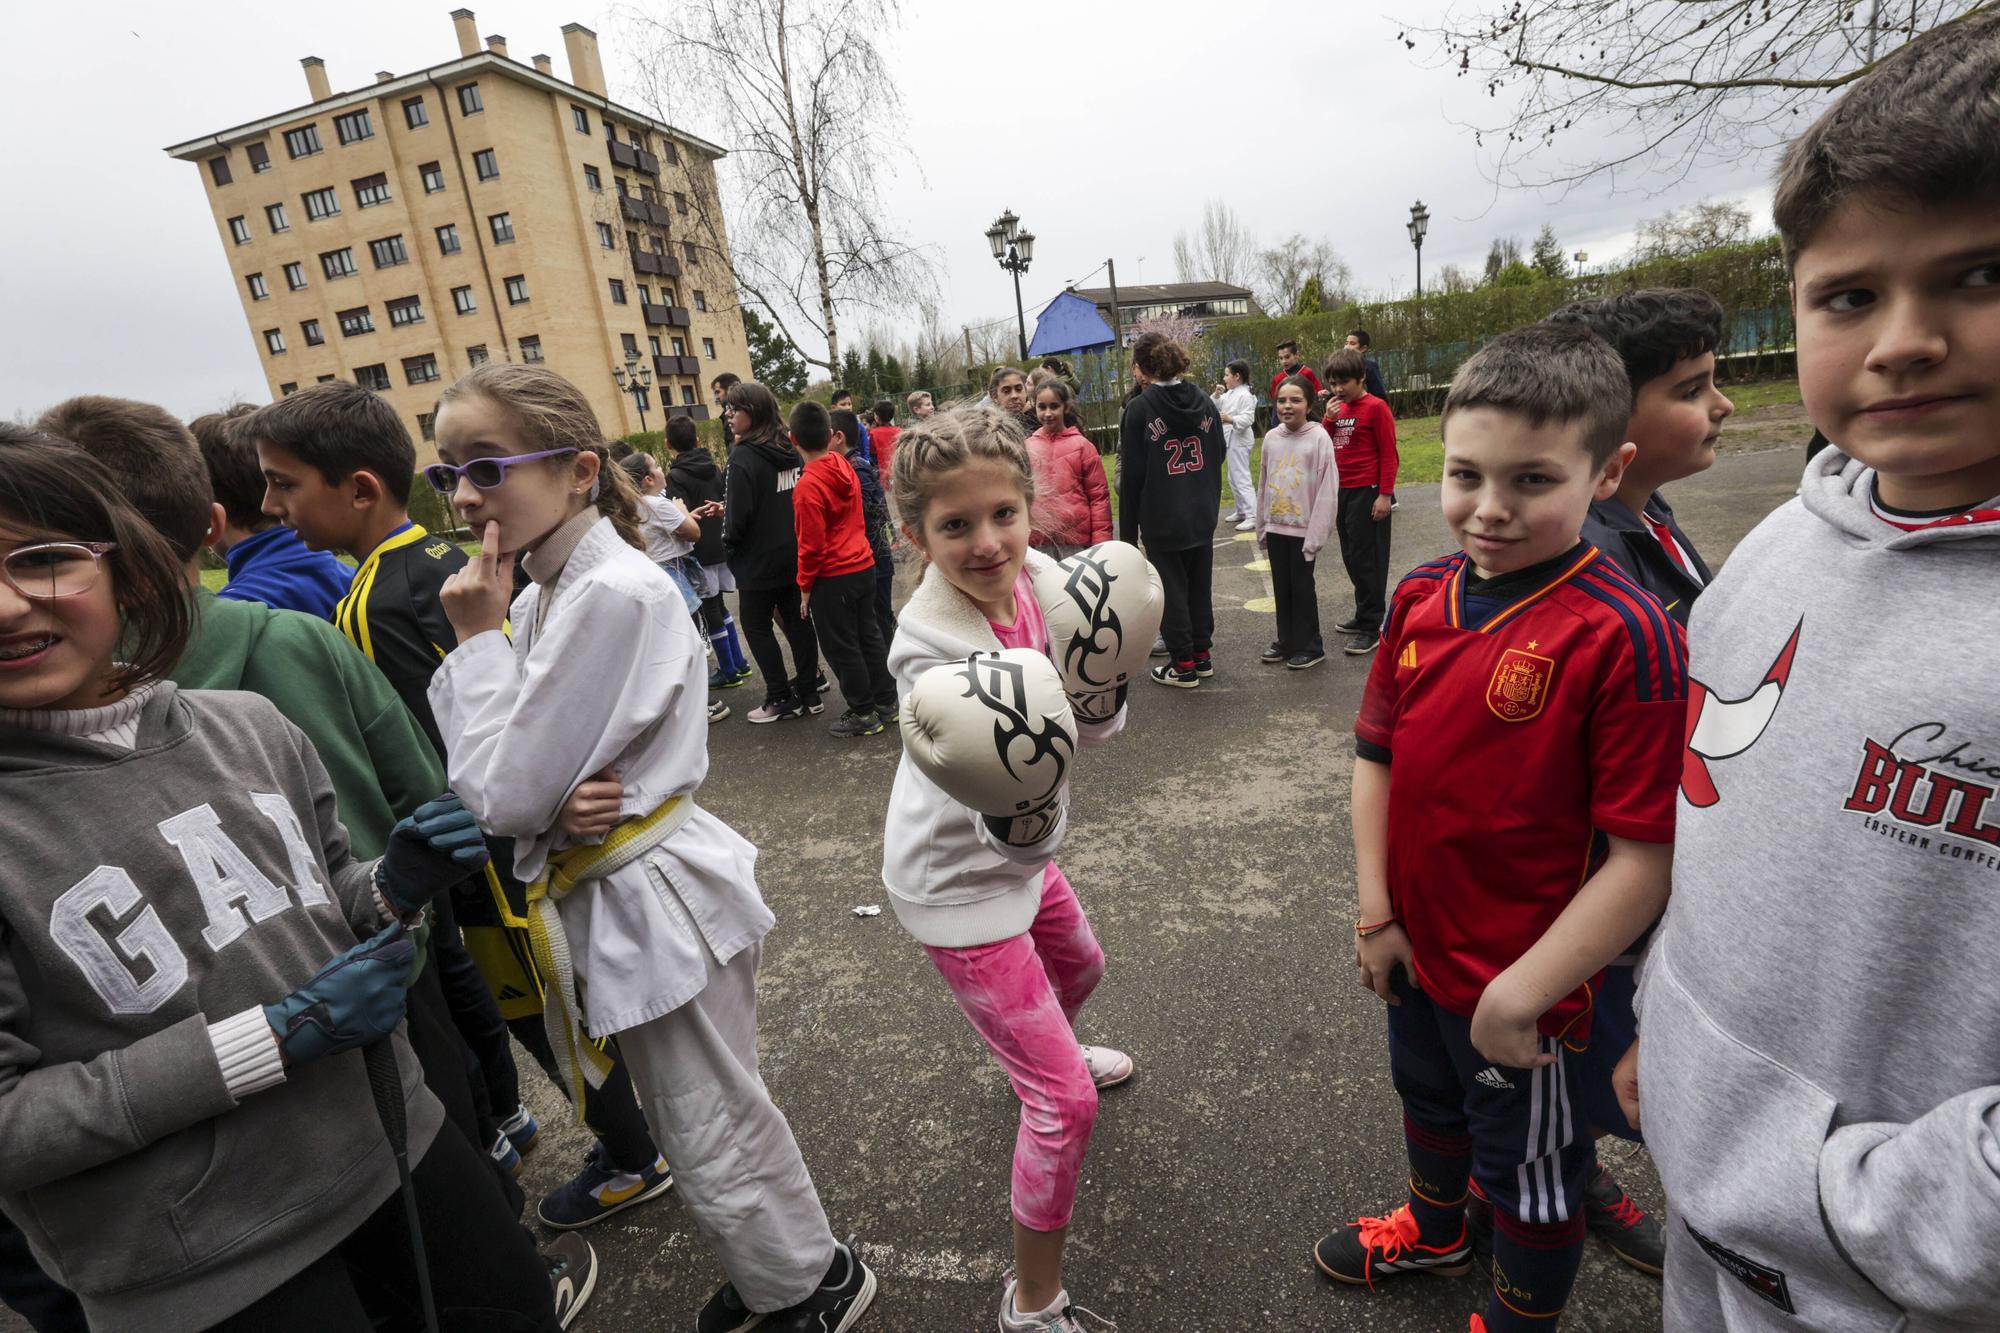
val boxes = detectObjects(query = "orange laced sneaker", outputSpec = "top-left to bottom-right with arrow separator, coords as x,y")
1313,1203 -> 1474,1287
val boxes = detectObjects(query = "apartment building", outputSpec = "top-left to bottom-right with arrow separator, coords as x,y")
165,9 -> 751,459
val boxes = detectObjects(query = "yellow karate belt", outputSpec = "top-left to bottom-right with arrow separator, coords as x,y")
525,795 -> 685,1109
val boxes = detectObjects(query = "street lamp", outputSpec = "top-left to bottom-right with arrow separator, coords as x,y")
986,209 -> 1035,361
1573,249 -> 1590,279
1406,201 -> 1431,301
612,354 -> 653,433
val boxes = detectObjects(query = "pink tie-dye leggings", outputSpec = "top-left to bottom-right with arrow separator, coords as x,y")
922,862 -> 1107,1232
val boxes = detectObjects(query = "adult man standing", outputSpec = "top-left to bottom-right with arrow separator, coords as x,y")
711,372 -> 740,452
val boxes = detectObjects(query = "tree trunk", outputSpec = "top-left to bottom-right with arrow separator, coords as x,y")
773,0 -> 841,372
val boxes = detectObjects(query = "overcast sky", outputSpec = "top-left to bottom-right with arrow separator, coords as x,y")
2,0 -> 1788,420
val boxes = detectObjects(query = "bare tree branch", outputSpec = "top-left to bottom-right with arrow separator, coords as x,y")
1173,201 -> 1257,287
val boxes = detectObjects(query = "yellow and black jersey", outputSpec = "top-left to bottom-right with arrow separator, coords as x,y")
332,522 -> 465,760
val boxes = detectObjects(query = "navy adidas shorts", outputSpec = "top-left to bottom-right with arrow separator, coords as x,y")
1574,963 -> 1643,1145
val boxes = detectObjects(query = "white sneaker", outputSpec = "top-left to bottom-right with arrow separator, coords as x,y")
1234,517 -> 1255,532
1081,1044 -> 1133,1089
999,1277 -> 1119,1332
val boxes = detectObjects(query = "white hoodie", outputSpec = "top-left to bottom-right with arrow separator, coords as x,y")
881,549 -> 1123,947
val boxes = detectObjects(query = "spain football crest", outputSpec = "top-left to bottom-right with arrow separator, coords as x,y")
1486,647 -> 1554,722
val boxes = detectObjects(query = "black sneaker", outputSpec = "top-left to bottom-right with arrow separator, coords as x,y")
1193,653 -> 1215,678
709,666 -> 743,690
543,1234 -> 599,1330
805,692 -> 827,716
747,698 -> 806,724
830,708 -> 884,738
1260,642 -> 1287,665
813,671 -> 830,695
1343,632 -> 1378,656
1334,617 -> 1366,634
1314,1204 -> 1472,1287
1150,662 -> 1198,689
1287,649 -> 1327,669
1585,1164 -> 1665,1276
761,1240 -> 879,1333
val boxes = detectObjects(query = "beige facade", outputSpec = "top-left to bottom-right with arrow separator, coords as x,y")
166,11 -> 751,460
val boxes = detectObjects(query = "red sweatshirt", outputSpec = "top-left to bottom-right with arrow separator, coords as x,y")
1324,391 -> 1399,494
1271,365 -> 1322,406
794,451 -> 875,595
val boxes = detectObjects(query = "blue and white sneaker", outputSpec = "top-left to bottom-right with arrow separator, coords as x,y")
500,1103 -> 541,1160
537,1142 -> 674,1230
491,1131 -> 522,1179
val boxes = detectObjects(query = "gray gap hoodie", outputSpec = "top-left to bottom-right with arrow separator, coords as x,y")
0,684 -> 440,1332
1638,449 -> 2000,1331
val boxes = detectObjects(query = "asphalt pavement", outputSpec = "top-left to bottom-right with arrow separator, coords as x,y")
0,444 -> 1810,1333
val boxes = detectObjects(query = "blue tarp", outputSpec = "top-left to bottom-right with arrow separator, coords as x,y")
1028,291 -> 1116,358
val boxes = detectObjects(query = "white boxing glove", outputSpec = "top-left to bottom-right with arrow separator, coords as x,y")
1032,540 -> 1165,723
901,649 -> 1077,847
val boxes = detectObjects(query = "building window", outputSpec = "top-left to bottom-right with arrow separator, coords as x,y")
317,373 -> 336,382
662,287 -> 678,307
674,191 -> 688,216
457,82 -> 482,115
572,105 -> 590,134
436,223 -> 461,255
263,328 -> 286,355
420,161 -> 445,193
596,222 -> 615,249
353,173 -> 392,208
620,332 -> 639,357
603,119 -> 617,141
637,284 -> 652,305
279,382 -> 298,396
338,306 -> 375,337
208,155 -> 232,186
302,318 -> 324,346
583,165 -> 601,191
417,411 -> 436,441
403,96 -> 429,129
387,295 -> 425,327
369,235 -> 409,268
403,354 -> 440,385
472,148 -> 498,181
504,274 -> 529,305
303,187 -> 340,221
664,142 -> 680,165
265,202 -> 290,233
320,247 -> 357,278
283,261 -> 307,290
228,215 -> 250,245
334,109 -> 374,145
629,129 -> 645,149
488,212 -> 514,244
452,285 -> 476,314
682,241 -> 698,264
355,363 -> 391,391
702,338 -> 717,359
693,290 -> 708,312
519,335 -> 543,363
648,335 -> 662,356
284,124 -> 323,159
681,385 -> 697,406
671,336 -> 686,356
247,142 -> 271,173
467,344 -> 489,367
247,272 -> 269,301
626,230 -> 640,253
633,386 -> 651,412
609,279 -> 627,305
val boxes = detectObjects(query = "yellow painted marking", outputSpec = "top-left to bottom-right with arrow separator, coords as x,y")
1233,531 -> 1257,542
1245,559 -> 1271,572
1243,596 -> 1276,613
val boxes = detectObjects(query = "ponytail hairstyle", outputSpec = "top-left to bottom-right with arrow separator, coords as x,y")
1131,331 -> 1190,382
0,424 -> 192,693
1031,377 -> 1083,432
721,380 -> 783,445
889,403 -> 1034,543
436,363 -> 645,551
617,449 -> 660,492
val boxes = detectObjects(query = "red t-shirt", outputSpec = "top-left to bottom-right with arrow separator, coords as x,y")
1355,545 -> 1686,1042
794,452 -> 876,594
1270,365 -> 1322,406
871,423 -> 902,479
1323,392 -> 1400,494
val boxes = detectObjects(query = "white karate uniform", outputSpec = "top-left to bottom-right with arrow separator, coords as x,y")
429,512 -> 833,1311
1213,383 -> 1257,519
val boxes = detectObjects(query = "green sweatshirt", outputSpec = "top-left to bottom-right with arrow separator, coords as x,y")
171,589 -> 443,858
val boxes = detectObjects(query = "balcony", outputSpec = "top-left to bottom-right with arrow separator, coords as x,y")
664,404 -> 711,423
619,195 -> 650,223
646,201 -> 673,226
633,250 -> 682,278
634,148 -> 660,176
608,140 -> 640,170
642,303 -> 691,328
653,354 -> 701,377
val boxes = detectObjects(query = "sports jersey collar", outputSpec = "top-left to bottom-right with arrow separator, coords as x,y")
1447,541 -> 1598,633
334,521 -> 429,661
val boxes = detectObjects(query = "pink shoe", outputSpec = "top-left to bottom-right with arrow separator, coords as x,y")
1081,1045 -> 1133,1089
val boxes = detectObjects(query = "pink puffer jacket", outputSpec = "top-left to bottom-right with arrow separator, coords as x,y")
1028,426 -> 1112,549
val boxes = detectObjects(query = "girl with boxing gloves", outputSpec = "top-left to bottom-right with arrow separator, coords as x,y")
884,404 -> 1161,1333
421,364 -> 875,1333
0,428 -> 549,1331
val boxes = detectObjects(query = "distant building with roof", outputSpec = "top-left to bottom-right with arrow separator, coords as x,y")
1068,282 -> 1265,341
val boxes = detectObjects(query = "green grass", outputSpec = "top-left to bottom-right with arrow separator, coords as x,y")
200,536 -> 482,597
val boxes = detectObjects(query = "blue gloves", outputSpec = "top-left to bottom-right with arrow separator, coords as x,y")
376,793 -> 488,915
263,925 -> 416,1068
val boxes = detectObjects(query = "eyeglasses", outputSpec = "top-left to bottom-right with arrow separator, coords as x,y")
422,447 -> 578,493
2,541 -> 116,601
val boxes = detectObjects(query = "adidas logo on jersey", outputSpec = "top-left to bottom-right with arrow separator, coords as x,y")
1474,1066 -> 1515,1091
1398,642 -> 1418,668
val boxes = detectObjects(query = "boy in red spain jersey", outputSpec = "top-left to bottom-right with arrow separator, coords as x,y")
1314,323 -> 1687,1333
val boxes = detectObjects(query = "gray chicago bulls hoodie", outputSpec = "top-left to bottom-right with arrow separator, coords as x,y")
1637,447 -> 2000,1331
0,683 -> 440,1332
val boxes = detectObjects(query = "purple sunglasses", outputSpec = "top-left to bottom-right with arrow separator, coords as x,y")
422,447 -> 578,493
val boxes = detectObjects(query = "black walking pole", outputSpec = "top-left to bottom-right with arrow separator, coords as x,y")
363,1041 -> 441,1333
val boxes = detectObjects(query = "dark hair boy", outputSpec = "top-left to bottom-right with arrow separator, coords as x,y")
187,403 -> 354,618
789,402 -> 896,736
1320,348 -> 1401,654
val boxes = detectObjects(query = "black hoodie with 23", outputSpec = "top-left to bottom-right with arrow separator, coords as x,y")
1117,379 -> 1226,553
